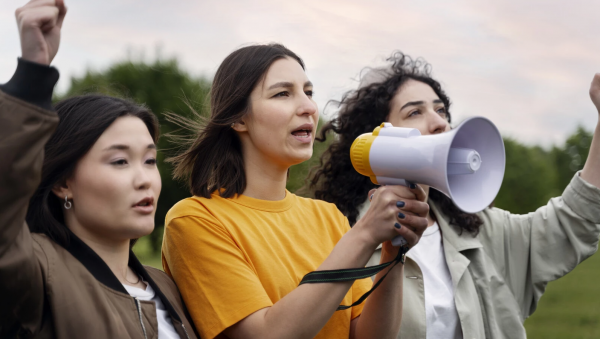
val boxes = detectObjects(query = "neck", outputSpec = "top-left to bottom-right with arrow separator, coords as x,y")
241,149 -> 289,201
64,215 -> 142,287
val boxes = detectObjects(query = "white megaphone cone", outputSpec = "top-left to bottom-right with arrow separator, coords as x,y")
350,117 -> 505,246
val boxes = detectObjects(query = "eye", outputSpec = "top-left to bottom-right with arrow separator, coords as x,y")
408,110 -> 421,117
111,159 -> 128,166
305,90 -> 313,97
145,158 -> 157,165
436,107 -> 447,114
273,91 -> 290,98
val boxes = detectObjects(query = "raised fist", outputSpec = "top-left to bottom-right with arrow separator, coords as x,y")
15,0 -> 67,65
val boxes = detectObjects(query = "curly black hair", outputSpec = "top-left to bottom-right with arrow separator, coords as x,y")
308,52 -> 482,235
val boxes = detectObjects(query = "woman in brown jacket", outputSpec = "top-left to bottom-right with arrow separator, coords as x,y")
0,1 -> 198,338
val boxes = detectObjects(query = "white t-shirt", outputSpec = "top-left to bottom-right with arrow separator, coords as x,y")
408,222 -> 463,339
123,282 -> 180,339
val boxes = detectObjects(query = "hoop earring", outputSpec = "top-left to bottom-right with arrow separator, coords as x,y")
64,196 -> 72,210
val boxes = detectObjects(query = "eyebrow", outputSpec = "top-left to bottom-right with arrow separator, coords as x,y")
103,144 -> 156,151
267,81 -> 313,90
400,99 -> 444,111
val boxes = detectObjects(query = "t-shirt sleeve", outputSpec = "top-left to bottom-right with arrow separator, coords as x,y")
162,215 -> 273,339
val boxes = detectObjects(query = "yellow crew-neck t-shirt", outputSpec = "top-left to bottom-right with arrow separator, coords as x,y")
162,190 -> 373,339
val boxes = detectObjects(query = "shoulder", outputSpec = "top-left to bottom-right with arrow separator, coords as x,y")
144,265 -> 177,288
292,194 -> 349,229
293,194 -> 344,216
166,196 -> 224,225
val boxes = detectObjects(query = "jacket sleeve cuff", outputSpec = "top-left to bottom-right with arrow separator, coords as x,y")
0,58 -> 59,111
562,171 -> 600,224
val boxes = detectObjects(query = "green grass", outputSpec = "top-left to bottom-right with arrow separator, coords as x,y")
524,250 -> 600,339
133,236 -> 163,270
135,234 -> 600,338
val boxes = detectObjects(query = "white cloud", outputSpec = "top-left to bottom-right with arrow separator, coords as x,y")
1,0 -> 598,146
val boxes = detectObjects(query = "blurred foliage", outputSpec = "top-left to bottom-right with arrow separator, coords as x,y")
494,128 -> 593,213
59,57 -> 594,254
57,58 -> 211,253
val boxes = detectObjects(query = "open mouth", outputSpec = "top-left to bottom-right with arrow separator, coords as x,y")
291,123 -> 314,140
133,197 -> 154,208
291,129 -> 312,138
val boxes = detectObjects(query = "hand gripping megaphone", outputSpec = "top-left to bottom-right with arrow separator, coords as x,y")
350,117 -> 506,246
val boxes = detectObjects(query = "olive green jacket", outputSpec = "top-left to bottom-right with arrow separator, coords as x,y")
367,173 -> 600,339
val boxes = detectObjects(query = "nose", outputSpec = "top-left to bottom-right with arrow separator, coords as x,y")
428,111 -> 449,135
133,164 -> 153,191
296,92 -> 318,117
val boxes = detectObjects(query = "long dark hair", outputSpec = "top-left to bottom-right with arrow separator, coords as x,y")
169,43 -> 304,198
26,95 -> 159,247
308,52 -> 483,234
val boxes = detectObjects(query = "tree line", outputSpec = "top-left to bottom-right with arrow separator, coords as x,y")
56,57 -> 593,253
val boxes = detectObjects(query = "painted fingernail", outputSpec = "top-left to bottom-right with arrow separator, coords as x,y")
409,182 -> 417,189
369,194 -> 374,201
398,212 -> 405,219
396,201 -> 405,208
394,223 -> 402,229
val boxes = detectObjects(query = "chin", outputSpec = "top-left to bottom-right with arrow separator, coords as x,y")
125,219 -> 155,239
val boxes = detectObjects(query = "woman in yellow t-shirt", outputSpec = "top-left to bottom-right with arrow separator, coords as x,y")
162,44 -> 429,339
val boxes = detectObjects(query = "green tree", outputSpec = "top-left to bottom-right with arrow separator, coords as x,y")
552,126 -> 593,190
494,138 -> 559,214
58,58 -> 211,252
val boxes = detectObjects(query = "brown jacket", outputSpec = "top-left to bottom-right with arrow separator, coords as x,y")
0,60 -> 199,339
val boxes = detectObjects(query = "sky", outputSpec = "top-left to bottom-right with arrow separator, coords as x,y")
2,0 -> 599,147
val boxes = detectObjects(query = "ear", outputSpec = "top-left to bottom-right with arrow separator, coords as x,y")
51,180 -> 71,201
231,119 -> 248,133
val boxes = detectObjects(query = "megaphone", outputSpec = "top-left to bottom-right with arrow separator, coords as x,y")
350,117 -> 505,246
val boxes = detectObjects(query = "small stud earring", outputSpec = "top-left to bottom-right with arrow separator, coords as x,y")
64,196 -> 72,210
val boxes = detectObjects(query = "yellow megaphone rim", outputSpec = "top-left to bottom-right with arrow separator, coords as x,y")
350,124 -> 386,185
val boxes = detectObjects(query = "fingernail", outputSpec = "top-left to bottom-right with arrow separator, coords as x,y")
396,201 -> 405,208
409,182 -> 417,189
369,194 -> 374,201
394,223 -> 402,229
397,212 -> 405,219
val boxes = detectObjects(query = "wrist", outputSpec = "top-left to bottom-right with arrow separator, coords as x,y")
350,219 -> 380,251
0,58 -> 59,110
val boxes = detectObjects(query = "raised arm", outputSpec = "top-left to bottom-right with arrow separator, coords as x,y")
0,0 -> 65,335
477,75 -> 600,318
581,73 -> 600,188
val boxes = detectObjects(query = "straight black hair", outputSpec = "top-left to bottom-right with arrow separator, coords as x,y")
169,43 -> 304,198
26,94 -> 159,247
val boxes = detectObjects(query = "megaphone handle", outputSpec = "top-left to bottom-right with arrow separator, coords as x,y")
377,181 -> 411,248
391,235 -> 408,247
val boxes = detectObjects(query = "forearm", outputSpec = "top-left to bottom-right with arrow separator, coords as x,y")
226,228 -> 378,339
352,250 -> 403,339
581,119 -> 600,188
0,60 -> 58,331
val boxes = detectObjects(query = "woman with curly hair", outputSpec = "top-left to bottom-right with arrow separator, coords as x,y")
309,52 -> 600,339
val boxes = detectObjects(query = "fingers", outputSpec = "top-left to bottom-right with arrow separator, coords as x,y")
56,0 -> 67,28
393,225 -> 420,248
397,198 -> 429,218
17,5 -> 59,30
407,181 -> 427,202
367,188 -> 376,202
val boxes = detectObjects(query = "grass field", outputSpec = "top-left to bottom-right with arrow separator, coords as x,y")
135,236 -> 600,338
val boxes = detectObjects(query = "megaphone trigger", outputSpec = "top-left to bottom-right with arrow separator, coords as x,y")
391,235 -> 408,247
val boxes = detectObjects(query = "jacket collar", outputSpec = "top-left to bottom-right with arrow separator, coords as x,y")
62,229 -> 182,323
430,200 -> 483,252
